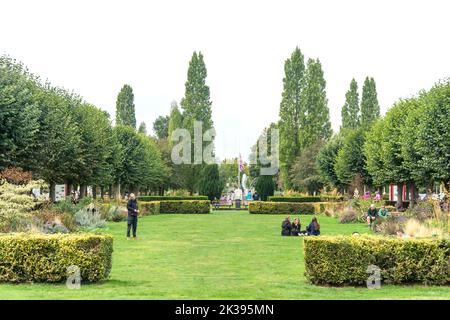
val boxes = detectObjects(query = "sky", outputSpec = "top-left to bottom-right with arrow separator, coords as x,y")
1,0 -> 449,162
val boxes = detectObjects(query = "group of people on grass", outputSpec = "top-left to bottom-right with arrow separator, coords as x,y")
366,203 -> 390,227
281,216 -> 320,236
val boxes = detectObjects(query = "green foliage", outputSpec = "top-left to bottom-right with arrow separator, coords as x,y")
289,140 -> 325,194
316,133 -> 345,188
140,200 -> 210,214
248,201 -> 316,214
115,84 -> 136,128
341,78 -> 360,129
0,233 -> 113,283
179,52 -> 214,194
198,164 -> 224,201
0,56 -> 41,171
255,175 -> 275,201
138,122 -> 147,135
113,126 -> 167,193
334,128 -> 370,186
137,196 -> 208,201
304,235 -> 449,285
299,58 -> 332,149
279,47 -> 305,189
153,115 -> 169,139
360,77 -> 380,128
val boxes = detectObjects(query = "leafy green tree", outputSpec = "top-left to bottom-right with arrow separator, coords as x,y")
35,87 -> 83,201
279,47 -> 305,189
407,81 -> 450,192
334,128 -> 370,193
341,79 -> 360,129
316,133 -> 345,190
138,122 -> 147,135
168,101 -> 183,145
115,84 -> 136,128
365,100 -> 417,206
360,77 -> 380,128
180,52 -> 214,194
72,104 -> 116,197
299,58 -> 332,149
0,56 -> 41,171
153,115 -> 169,139
289,140 -> 325,195
198,164 -> 224,200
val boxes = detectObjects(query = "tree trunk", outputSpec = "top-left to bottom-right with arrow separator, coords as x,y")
92,186 -> 97,199
66,180 -> 73,198
396,183 -> 403,210
409,181 -> 416,207
79,185 -> 87,199
100,186 -> 105,199
49,181 -> 56,202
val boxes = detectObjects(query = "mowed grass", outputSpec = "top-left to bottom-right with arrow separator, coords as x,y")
0,211 -> 448,300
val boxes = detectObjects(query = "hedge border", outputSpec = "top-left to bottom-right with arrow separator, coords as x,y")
0,233 -> 113,283
304,235 -> 450,286
137,196 -> 208,201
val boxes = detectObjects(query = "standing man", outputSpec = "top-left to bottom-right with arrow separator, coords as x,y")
127,193 -> 139,240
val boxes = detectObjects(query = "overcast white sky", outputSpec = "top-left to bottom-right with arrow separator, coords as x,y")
1,0 -> 449,161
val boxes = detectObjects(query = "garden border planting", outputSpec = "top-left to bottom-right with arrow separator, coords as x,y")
249,201 -> 316,214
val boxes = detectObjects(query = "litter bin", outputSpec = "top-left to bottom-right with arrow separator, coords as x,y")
235,199 -> 241,209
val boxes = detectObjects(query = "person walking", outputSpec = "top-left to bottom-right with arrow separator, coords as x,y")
127,193 -> 139,240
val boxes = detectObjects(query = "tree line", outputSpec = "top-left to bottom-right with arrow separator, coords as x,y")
0,55 -> 167,201
251,47 -> 449,206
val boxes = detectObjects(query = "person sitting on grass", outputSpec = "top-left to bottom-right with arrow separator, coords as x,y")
366,204 -> 378,227
306,217 -> 320,236
291,218 -> 301,236
378,205 -> 390,218
281,216 -> 292,236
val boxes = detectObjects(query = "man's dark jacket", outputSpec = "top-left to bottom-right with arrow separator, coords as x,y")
127,199 -> 138,217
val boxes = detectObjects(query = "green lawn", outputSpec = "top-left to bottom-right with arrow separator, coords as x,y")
0,211 -> 448,300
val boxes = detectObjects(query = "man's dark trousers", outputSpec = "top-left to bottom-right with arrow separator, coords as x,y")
127,216 -> 138,237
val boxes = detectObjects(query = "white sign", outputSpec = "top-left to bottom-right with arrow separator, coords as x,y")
55,184 -> 66,202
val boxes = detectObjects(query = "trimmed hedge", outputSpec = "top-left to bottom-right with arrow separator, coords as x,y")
140,200 -> 210,214
304,235 -> 449,286
137,196 -> 208,201
249,201 -> 316,214
267,196 -> 344,203
0,233 -> 113,283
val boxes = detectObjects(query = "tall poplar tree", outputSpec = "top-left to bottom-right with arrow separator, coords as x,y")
299,58 -> 332,149
279,47 -> 305,189
180,52 -> 214,194
115,84 -> 136,128
341,78 -> 360,129
360,77 -> 380,128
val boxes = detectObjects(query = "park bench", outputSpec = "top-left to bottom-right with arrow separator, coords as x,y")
212,199 -> 233,209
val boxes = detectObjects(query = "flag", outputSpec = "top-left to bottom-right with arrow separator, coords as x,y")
239,154 -> 244,172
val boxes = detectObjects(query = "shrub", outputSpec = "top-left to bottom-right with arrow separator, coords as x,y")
140,200 -> 210,214
0,233 -> 113,283
74,209 -> 106,230
267,196 -> 344,203
137,196 -> 208,201
338,208 -> 359,223
249,201 -> 316,214
304,235 -> 449,286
